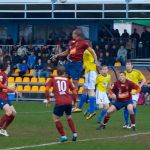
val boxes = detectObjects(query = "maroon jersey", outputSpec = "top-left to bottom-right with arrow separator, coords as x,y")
112,79 -> 139,102
46,76 -> 76,106
0,71 -> 9,101
68,39 -> 89,62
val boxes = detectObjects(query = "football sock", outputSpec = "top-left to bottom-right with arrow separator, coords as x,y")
95,106 -> 99,111
98,109 -> 107,122
78,94 -> 87,109
67,118 -> 77,133
124,107 -> 129,125
89,96 -> 96,113
133,107 -> 136,117
55,120 -> 65,136
3,115 -> 15,129
130,114 -> 135,125
0,115 -> 9,129
103,113 -> 110,124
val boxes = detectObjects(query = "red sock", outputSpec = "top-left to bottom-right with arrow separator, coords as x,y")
3,115 -> 15,129
0,115 -> 8,129
130,114 -> 135,125
103,113 -> 110,125
67,118 -> 77,133
55,120 -> 65,136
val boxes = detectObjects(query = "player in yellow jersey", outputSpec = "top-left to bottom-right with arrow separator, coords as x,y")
123,60 -> 146,128
95,65 -> 111,125
73,46 -> 98,120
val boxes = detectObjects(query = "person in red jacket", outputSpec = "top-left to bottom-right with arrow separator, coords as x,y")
98,72 -> 141,131
45,66 -> 78,142
0,63 -> 17,136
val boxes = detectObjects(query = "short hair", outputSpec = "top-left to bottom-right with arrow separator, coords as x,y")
73,28 -> 83,37
102,65 -> 108,69
0,63 -> 9,71
119,71 -> 126,76
57,66 -> 66,76
126,60 -> 133,65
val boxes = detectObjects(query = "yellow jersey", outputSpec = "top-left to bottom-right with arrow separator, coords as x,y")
96,74 -> 111,92
125,69 -> 145,86
83,49 -> 96,73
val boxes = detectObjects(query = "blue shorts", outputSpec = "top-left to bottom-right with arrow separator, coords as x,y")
64,61 -> 83,80
0,99 -> 12,110
53,105 -> 72,117
113,100 -> 133,110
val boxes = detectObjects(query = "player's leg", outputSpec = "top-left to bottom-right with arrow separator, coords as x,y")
3,105 -> 16,130
97,92 -> 110,123
123,107 -> 129,128
65,105 -> 77,141
0,101 -> 13,136
86,71 -> 97,120
53,106 -> 67,142
132,94 -> 139,117
97,105 -> 117,130
97,104 -> 109,124
127,103 -> 136,131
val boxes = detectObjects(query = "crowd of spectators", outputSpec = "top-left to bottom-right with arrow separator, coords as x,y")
0,26 -> 149,77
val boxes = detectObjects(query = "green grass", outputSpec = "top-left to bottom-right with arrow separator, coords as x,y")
0,102 -> 150,150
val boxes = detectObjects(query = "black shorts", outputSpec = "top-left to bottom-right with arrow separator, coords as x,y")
53,105 -> 72,117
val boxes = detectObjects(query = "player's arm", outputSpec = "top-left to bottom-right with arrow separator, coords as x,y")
45,79 -> 53,103
0,81 -> 15,93
139,72 -> 146,88
130,81 -> 141,94
108,82 -> 117,99
69,80 -> 78,105
87,47 -> 100,67
51,50 -> 69,60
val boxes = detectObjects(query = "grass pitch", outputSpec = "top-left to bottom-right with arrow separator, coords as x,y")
0,101 -> 150,150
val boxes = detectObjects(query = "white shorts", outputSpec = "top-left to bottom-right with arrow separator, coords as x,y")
132,94 -> 140,102
84,71 -> 97,90
96,91 -> 110,105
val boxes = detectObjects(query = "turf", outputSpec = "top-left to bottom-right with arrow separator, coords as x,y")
0,101 -> 150,150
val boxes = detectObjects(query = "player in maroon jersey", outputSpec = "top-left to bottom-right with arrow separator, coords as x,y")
45,66 -> 78,142
0,64 -> 17,136
98,72 -> 141,131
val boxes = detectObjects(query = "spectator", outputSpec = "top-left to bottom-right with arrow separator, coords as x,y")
3,51 -> 11,63
28,51 -> 36,69
95,44 -> 102,60
141,27 -> 150,45
18,36 -> 26,45
99,52 -> 104,65
0,53 -> 3,63
36,52 -> 43,62
99,38 -> 106,50
116,45 -> 127,66
40,59 -> 53,78
114,29 -> 120,39
19,60 -> 28,77
43,53 -> 50,64
110,44 -> 118,58
34,59 -> 44,78
104,51 -> 115,66
103,44 -> 110,55
130,28 -> 140,43
121,29 -> 130,43
20,50 -> 28,63
18,46 -> 27,56
5,35 -> 14,45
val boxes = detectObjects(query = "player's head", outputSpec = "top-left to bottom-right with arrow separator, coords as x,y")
72,28 -> 83,40
126,60 -> 133,72
119,72 -> 126,82
57,66 -> 66,76
0,63 -> 10,74
101,65 -> 108,75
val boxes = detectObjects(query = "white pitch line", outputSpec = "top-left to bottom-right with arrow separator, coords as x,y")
0,132 -> 150,150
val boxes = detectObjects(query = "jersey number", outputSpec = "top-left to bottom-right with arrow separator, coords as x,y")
56,80 -> 67,95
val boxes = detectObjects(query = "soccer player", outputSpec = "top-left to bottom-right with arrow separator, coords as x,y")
0,63 -> 17,136
123,60 -> 146,128
73,42 -> 99,119
45,66 -> 78,142
95,65 -> 111,123
51,29 -> 99,108
98,72 -> 141,131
